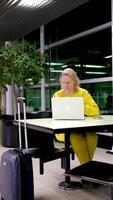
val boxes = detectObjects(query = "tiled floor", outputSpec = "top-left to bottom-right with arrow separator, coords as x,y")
0,144 -> 113,200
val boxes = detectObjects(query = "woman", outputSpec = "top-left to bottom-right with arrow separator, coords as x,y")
53,68 -> 100,164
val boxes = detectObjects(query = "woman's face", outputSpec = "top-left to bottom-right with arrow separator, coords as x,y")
60,74 -> 75,95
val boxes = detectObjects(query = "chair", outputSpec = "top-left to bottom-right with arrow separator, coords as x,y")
25,110 -> 75,174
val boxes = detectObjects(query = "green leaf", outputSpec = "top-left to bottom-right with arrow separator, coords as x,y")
0,39 -> 49,87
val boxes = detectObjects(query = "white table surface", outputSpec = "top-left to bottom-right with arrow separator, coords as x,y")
18,115 -> 113,133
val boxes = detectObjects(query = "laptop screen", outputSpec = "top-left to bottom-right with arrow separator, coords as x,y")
51,97 -> 84,120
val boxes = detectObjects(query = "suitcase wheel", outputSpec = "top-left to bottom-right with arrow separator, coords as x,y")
0,194 -> 4,200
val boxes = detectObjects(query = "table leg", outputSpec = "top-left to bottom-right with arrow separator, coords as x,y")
58,130 -> 83,190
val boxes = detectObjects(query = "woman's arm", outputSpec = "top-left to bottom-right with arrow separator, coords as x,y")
83,90 -> 100,116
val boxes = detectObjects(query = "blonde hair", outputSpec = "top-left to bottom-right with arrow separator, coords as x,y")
60,68 -> 80,88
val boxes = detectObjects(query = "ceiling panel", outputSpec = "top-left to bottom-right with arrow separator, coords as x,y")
0,0 -> 89,42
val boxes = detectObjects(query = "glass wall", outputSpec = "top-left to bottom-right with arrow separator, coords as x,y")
81,78 -> 113,114
25,0 -> 112,113
45,0 -> 111,81
25,77 -> 113,114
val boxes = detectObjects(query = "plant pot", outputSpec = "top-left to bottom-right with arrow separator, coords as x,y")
1,115 -> 18,147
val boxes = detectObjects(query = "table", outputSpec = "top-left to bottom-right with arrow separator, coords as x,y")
14,115 -> 113,189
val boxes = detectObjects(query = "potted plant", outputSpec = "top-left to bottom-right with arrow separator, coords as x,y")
0,39 -> 48,118
0,39 -> 49,147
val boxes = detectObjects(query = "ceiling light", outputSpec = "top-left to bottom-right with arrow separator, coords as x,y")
62,65 -> 68,68
50,78 -> 55,81
47,62 -> 64,66
18,0 -> 53,8
86,72 -> 106,75
62,64 -> 106,68
84,65 -> 106,68
75,64 -> 81,67
50,69 -> 63,73
104,55 -> 112,59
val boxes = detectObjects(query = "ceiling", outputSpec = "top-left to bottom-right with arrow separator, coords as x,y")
0,0 -> 111,79
0,0 -> 89,42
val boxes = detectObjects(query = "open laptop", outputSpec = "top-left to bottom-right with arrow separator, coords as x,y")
51,97 -> 84,119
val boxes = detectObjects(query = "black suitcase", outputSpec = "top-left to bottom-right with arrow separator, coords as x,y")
0,97 -> 34,200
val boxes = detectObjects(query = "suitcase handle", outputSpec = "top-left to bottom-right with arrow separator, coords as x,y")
17,97 -> 28,150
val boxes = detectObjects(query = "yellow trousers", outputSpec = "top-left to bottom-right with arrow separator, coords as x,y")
55,132 -> 98,164
70,132 -> 98,164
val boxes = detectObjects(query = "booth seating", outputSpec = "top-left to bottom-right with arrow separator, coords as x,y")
15,110 -> 74,174
65,160 -> 113,200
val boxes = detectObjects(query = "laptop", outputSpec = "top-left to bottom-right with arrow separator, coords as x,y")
51,97 -> 84,119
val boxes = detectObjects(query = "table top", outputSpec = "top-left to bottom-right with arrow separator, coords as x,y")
15,115 -> 113,134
